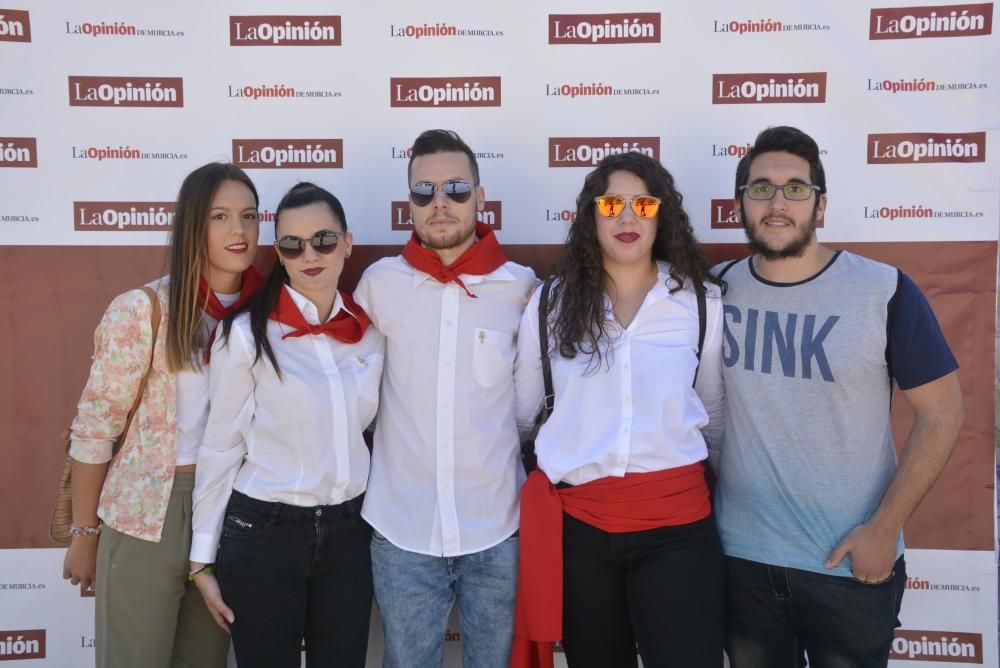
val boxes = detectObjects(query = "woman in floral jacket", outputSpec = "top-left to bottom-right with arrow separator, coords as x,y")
62,162 -> 262,668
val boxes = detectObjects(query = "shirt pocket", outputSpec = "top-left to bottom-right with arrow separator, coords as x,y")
472,328 -> 515,388
346,352 -> 384,405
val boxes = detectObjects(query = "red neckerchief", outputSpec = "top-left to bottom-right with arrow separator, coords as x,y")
511,464 -> 711,668
269,287 -> 370,343
401,222 -> 507,298
197,266 -> 263,321
200,267 -> 263,362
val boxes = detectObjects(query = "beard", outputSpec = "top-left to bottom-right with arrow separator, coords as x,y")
742,208 -> 818,261
416,215 -> 477,251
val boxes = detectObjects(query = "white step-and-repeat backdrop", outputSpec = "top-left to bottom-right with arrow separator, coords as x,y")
1,2 -> 997,666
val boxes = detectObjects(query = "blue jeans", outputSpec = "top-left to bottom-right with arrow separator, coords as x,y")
371,531 -> 518,668
724,555 -> 906,668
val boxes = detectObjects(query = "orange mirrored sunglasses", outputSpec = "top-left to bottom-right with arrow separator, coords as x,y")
593,195 -> 662,219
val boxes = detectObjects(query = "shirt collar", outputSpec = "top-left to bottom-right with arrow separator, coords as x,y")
649,260 -> 676,299
410,263 -> 515,287
601,261 -> 675,316
283,284 -> 346,325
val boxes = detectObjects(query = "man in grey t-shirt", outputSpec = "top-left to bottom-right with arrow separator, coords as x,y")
714,126 -> 963,668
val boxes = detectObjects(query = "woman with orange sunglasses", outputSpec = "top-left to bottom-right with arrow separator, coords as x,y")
513,152 -> 726,667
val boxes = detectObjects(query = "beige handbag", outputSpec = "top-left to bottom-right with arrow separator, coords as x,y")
49,286 -> 161,544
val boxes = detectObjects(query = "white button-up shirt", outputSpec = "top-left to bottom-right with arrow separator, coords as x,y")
354,256 -> 536,557
190,286 -> 385,563
514,262 -> 725,486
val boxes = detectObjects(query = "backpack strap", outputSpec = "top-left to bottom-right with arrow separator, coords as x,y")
520,279 -> 555,474
692,283 -> 707,387
538,278 -> 555,415
692,258 -> 742,387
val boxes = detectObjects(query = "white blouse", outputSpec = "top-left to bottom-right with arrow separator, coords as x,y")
174,290 -> 238,466
190,286 -> 385,563
514,262 -> 725,486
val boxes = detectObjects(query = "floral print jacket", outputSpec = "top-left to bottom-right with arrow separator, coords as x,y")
69,278 -> 178,543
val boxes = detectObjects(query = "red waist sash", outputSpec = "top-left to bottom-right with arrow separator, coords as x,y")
510,463 -> 710,668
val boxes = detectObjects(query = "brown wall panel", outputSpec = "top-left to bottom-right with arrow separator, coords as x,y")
1,241 -> 994,550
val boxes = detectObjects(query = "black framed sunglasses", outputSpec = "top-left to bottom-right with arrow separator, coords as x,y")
409,179 -> 474,207
274,230 -> 341,260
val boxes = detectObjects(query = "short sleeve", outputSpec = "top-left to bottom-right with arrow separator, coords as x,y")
887,271 -> 959,390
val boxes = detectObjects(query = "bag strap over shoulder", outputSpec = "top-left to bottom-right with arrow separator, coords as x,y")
112,285 -> 161,456
51,285 -> 162,544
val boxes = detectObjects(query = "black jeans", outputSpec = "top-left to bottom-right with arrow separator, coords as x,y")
216,490 -> 373,668
724,555 -> 906,668
561,513 -> 724,668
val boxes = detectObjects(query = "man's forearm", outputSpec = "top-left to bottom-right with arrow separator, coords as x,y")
869,374 -> 963,535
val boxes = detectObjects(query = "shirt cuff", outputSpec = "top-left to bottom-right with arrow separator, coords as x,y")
189,531 -> 220,564
68,437 -> 114,464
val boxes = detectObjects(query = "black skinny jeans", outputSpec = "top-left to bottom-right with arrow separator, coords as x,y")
561,513 -> 724,668
216,490 -> 373,668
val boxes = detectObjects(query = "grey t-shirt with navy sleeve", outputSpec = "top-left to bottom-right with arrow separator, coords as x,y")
713,250 -> 957,577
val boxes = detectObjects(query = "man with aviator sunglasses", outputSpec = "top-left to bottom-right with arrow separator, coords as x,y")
713,126 -> 962,668
354,129 -> 536,667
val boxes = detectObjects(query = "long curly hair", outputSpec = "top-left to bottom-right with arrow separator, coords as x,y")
550,151 -> 721,368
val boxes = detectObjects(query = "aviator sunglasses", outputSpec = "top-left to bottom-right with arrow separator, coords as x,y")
594,195 -> 662,219
274,230 -> 341,260
409,179 -> 475,207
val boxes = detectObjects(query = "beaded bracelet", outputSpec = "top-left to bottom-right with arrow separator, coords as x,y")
69,523 -> 103,536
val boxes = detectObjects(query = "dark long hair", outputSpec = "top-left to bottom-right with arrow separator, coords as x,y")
550,151 -> 721,368
165,162 -> 258,372
221,182 -> 348,376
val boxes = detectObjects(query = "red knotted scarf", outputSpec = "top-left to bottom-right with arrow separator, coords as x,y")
199,267 -> 264,362
269,287 -> 370,343
401,222 -> 507,298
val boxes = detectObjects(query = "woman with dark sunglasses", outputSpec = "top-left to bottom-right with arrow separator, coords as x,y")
63,162 -> 262,668
512,152 -> 726,667
189,182 -> 384,668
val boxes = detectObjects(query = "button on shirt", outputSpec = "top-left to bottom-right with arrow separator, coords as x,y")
514,263 -> 725,486
190,287 -> 385,563
174,291 -> 239,467
354,256 -> 536,557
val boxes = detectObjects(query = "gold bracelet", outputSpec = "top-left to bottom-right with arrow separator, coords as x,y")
187,564 -> 214,582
